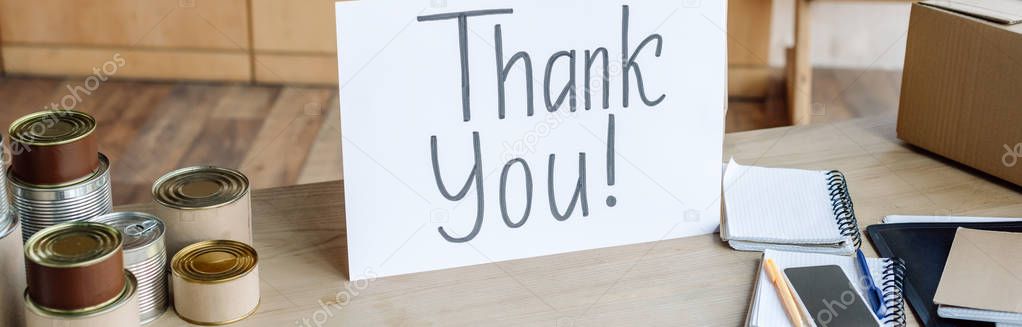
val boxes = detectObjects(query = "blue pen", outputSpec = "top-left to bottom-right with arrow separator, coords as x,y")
856,249 -> 886,318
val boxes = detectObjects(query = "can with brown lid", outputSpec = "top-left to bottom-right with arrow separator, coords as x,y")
25,270 -> 140,327
24,222 -> 125,311
152,166 -> 253,257
0,212 -> 26,327
89,211 -> 169,325
171,240 -> 260,325
11,153 -> 114,241
8,110 -> 99,185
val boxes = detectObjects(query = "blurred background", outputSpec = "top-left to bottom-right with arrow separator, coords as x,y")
0,0 -> 911,205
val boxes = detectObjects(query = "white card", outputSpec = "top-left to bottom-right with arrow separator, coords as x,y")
336,0 -> 726,279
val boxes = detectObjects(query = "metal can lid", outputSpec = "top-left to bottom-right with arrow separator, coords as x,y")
152,166 -> 249,210
172,240 -> 257,284
9,110 -> 96,146
88,211 -> 165,252
25,222 -> 123,268
25,270 -> 137,318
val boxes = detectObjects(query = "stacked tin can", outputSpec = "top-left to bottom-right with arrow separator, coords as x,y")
90,212 -> 169,325
153,166 -> 261,324
7,110 -> 113,241
172,240 -> 260,325
23,222 -> 140,326
152,166 -> 253,257
0,135 -> 27,326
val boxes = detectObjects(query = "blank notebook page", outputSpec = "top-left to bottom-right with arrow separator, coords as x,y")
723,160 -> 844,244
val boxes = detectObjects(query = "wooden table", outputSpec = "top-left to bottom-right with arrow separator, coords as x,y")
127,113 -> 1022,326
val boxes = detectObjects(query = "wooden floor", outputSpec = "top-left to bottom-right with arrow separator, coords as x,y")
0,68 -> 902,205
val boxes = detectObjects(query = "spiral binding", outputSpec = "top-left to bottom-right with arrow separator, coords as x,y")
826,170 -> 863,248
826,171 -> 905,326
880,258 -> 908,327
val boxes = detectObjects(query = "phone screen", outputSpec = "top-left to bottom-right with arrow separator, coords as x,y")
784,265 -> 881,327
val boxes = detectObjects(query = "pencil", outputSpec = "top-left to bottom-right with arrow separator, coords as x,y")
764,259 -> 804,327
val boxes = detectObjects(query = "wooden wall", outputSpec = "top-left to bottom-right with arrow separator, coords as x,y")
250,0 -> 338,84
0,0 -> 254,81
728,0 -> 775,98
0,0 -> 772,97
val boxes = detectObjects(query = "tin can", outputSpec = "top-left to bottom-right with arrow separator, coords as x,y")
8,110 -> 100,185
11,153 -> 114,241
171,240 -> 260,325
1,213 -> 26,327
25,222 -> 125,311
25,270 -> 140,327
1,134 -> 11,220
89,212 -> 169,325
152,166 -> 252,257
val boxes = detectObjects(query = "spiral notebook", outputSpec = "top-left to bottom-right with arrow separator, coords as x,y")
867,217 -> 1022,327
722,160 -> 862,255
746,249 -> 908,327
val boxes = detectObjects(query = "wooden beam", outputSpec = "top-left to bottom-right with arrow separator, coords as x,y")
788,0 -> 813,125
729,65 -> 772,99
0,45 -> 252,82
0,12 -> 5,76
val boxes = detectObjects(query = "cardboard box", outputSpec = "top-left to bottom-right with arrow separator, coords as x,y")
898,1 -> 1022,186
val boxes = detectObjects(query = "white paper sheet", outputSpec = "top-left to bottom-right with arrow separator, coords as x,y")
336,0 -> 726,278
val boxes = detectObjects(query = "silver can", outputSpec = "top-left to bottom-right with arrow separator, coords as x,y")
1,135 -> 26,326
9,153 -> 113,241
0,212 -> 26,326
89,211 -> 169,325
1,134 -> 11,220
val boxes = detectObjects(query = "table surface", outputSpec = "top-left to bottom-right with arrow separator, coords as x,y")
125,113 -> 1022,327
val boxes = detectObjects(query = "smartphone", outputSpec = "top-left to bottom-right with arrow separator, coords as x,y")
784,265 -> 881,327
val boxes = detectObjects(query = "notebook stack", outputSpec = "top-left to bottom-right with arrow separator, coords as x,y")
745,249 -> 908,327
721,160 -> 862,255
867,215 -> 1022,327
722,160 -> 909,326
